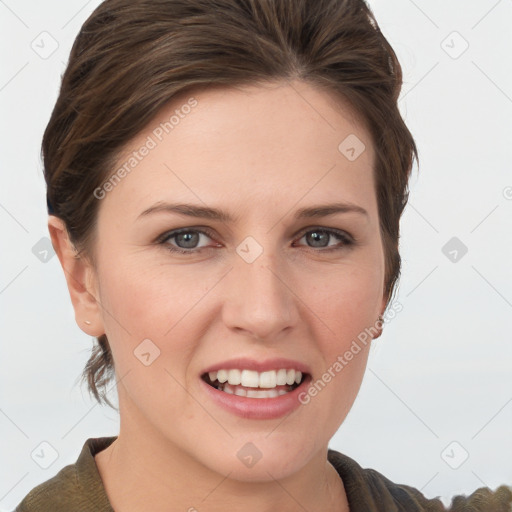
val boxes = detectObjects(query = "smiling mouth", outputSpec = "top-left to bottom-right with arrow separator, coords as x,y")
201,369 -> 307,398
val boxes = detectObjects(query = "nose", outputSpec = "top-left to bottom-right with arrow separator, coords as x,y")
221,250 -> 300,342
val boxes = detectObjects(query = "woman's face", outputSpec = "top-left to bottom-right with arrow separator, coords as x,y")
84,80 -> 386,480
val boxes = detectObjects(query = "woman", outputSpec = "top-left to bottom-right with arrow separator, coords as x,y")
15,0 -> 511,510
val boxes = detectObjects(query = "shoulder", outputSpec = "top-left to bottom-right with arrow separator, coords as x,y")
328,448 -> 512,512
15,437 -> 116,512
15,463 -> 80,512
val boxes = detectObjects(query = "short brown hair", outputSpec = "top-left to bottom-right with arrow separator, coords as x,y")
44,0 -> 418,408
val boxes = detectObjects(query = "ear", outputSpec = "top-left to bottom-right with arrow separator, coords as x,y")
372,294 -> 388,340
48,215 -> 105,337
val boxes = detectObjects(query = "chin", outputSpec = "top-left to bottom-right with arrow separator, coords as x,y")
192,434 -> 317,483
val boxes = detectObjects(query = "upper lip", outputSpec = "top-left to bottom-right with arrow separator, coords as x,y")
201,357 -> 311,376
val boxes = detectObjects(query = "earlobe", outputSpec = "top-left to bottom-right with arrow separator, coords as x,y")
373,314 -> 384,340
373,295 -> 388,340
48,215 -> 105,337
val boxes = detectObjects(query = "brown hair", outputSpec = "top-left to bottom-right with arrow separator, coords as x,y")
44,0 -> 418,408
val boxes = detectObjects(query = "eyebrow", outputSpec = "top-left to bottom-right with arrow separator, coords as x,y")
137,201 -> 368,222
137,201 -> 368,223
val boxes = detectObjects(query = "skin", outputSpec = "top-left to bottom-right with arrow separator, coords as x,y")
49,79 -> 387,512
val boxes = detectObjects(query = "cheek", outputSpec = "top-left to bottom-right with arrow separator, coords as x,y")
302,263 -> 381,417
94,261 -> 201,415
95,256 -> 218,375
98,255 -> 201,334
307,260 -> 383,336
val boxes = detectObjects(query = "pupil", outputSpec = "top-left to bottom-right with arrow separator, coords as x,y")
177,231 -> 199,248
307,230 -> 328,247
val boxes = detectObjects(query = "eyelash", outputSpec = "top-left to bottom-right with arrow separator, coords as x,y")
156,226 -> 355,255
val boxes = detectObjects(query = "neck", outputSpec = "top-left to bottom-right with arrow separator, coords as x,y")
95,422 -> 348,512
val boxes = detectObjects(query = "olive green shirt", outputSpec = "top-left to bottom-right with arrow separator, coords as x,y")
15,436 -> 512,511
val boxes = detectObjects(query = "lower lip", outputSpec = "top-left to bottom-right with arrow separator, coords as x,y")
200,375 -> 311,420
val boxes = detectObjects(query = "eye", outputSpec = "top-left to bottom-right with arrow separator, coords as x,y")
158,228 -> 218,255
157,226 -> 354,255
294,227 -> 354,251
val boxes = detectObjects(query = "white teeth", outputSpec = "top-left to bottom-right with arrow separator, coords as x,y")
206,368 -> 305,390
217,369 -> 228,383
234,386 -> 247,397
246,388 -> 279,398
276,369 -> 287,386
240,370 -> 260,388
227,369 -> 241,386
259,370 -> 276,388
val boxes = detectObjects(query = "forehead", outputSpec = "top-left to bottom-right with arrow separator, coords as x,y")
98,80 -> 376,221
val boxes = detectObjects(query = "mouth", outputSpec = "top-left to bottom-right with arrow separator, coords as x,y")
201,368 -> 307,399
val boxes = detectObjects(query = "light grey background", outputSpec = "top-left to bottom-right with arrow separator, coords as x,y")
1,0 -> 511,510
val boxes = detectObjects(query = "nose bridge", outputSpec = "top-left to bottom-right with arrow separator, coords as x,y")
223,238 -> 298,339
